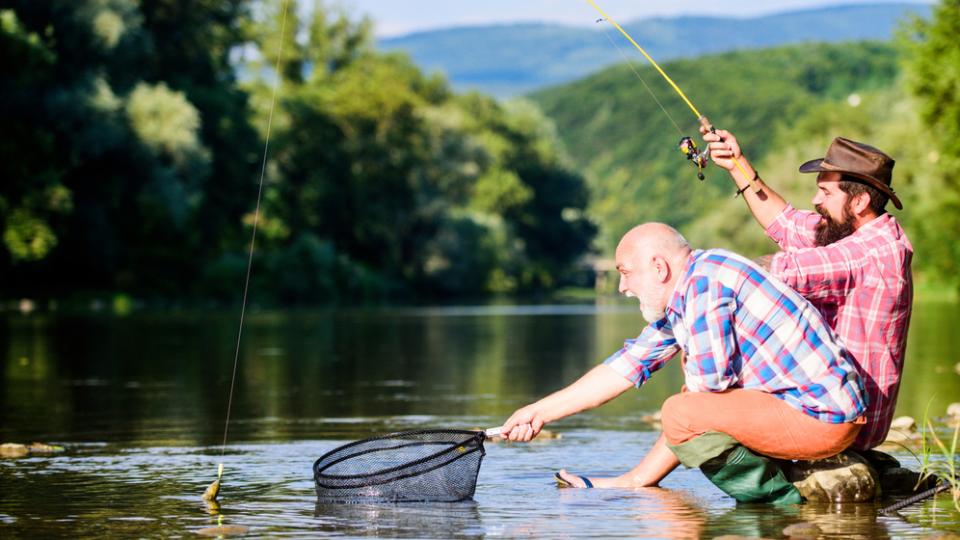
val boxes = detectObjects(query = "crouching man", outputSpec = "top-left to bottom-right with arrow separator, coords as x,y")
500,223 -> 866,504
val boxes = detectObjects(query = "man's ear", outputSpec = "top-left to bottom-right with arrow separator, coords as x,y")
652,255 -> 670,283
851,191 -> 872,216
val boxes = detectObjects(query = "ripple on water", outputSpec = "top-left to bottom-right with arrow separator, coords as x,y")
0,429 -> 957,538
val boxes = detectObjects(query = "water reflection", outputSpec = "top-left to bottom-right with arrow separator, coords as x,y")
314,501 -> 484,538
1,302 -> 959,537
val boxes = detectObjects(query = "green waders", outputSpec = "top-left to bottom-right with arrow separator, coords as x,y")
668,431 -> 803,505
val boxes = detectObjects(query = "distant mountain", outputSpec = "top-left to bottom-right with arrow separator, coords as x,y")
379,3 -> 930,96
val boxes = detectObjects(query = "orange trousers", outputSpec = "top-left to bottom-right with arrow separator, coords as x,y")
660,389 -> 863,460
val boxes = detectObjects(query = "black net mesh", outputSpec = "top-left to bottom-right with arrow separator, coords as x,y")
313,429 -> 487,503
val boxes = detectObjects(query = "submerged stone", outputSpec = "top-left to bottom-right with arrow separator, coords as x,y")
782,522 -> 821,539
196,524 -> 249,536
0,444 -> 28,458
785,452 -> 879,503
0,442 -> 64,458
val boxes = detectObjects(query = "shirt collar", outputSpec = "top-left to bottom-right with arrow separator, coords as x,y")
666,250 -> 699,318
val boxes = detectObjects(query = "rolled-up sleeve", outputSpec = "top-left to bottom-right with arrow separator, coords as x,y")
769,242 -> 859,300
765,204 -> 820,250
604,317 -> 679,387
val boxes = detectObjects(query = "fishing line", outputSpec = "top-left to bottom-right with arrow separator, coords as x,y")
208,0 -> 291,502
584,0 -> 761,192
595,18 -> 683,136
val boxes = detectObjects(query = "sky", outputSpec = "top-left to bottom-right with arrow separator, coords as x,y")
340,0 -> 932,37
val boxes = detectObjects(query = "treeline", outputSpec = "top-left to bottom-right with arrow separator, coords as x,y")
0,1 -> 595,305
534,0 -> 960,291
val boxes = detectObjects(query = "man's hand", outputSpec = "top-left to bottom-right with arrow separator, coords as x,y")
700,126 -> 743,172
500,405 -> 545,442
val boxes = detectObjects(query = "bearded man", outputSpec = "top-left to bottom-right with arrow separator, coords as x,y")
701,131 -> 913,451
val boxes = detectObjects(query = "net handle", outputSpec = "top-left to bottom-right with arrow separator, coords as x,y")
484,427 -> 502,438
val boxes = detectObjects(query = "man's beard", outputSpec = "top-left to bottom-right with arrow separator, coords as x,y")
638,285 -> 666,323
625,284 -> 666,323
814,203 -> 856,246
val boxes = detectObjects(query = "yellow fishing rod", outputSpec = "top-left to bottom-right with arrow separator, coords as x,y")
584,0 -> 761,193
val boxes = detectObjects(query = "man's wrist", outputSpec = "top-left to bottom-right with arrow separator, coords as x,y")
734,169 -> 760,198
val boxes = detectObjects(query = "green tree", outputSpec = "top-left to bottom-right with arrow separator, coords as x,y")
902,0 -> 960,285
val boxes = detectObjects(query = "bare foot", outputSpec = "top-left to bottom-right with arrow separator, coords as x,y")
556,469 -> 661,489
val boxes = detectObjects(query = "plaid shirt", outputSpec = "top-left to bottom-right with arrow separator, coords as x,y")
766,205 -> 913,450
605,249 -> 867,424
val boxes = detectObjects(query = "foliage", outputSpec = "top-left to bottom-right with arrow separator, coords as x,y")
918,402 -> 960,512
0,0 -> 595,305
534,41 -> 901,251
901,0 -> 960,285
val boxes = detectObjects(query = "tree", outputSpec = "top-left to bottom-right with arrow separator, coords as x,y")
903,0 -> 960,283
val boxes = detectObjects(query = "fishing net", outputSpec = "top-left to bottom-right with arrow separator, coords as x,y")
313,429 -> 488,503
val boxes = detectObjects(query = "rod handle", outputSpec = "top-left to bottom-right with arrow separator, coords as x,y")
699,115 -> 761,193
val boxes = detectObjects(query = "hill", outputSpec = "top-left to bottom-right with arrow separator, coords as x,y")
379,3 -> 929,96
529,41 -> 902,251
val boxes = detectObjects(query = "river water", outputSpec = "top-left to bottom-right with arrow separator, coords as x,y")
1,301 -> 958,538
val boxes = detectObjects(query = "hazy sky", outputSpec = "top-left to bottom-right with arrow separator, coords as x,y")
339,0 -> 931,37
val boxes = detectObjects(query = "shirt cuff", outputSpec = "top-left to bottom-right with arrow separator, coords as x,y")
603,350 -> 647,388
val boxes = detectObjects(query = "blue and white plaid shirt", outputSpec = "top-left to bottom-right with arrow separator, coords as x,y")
605,249 -> 867,424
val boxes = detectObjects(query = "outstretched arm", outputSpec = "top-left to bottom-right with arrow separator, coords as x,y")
701,127 -> 788,229
500,364 -> 633,442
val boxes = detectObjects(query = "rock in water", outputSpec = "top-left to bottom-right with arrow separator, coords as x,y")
197,524 -> 249,536
1,442 -> 65,458
0,444 -> 29,458
947,402 -> 960,419
202,478 -> 221,502
782,522 -> 821,539
785,452 -> 879,503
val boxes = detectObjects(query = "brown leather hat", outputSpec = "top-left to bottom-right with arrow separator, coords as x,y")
799,137 -> 901,210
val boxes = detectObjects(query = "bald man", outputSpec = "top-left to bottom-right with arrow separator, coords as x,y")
500,223 -> 867,504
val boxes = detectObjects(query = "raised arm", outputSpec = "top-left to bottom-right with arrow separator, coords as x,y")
700,126 -> 788,229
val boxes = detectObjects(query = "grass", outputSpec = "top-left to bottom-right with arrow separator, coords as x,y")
918,401 -> 960,512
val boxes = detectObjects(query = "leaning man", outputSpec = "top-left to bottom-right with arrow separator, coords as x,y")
500,223 -> 867,504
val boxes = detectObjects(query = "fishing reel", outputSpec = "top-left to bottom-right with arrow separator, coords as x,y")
678,136 -> 709,181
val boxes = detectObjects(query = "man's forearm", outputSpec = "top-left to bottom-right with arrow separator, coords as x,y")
530,364 -> 634,424
727,158 -> 788,229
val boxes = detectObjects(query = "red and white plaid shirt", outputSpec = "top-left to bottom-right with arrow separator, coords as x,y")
766,205 -> 913,450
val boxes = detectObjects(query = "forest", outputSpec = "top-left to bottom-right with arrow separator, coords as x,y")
1,0 -> 958,306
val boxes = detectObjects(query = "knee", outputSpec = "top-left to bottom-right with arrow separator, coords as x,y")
660,393 -> 697,445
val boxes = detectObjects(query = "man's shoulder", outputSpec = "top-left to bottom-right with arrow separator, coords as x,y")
688,248 -> 766,285
846,213 -> 914,257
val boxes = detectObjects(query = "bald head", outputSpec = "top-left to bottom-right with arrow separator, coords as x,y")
616,223 -> 690,266
614,223 -> 690,322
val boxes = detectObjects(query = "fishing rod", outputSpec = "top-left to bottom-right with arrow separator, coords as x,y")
585,0 -> 761,193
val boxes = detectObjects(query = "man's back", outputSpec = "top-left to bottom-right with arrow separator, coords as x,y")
766,207 -> 913,449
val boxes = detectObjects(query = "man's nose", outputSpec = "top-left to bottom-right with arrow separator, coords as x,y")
618,274 -> 627,294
